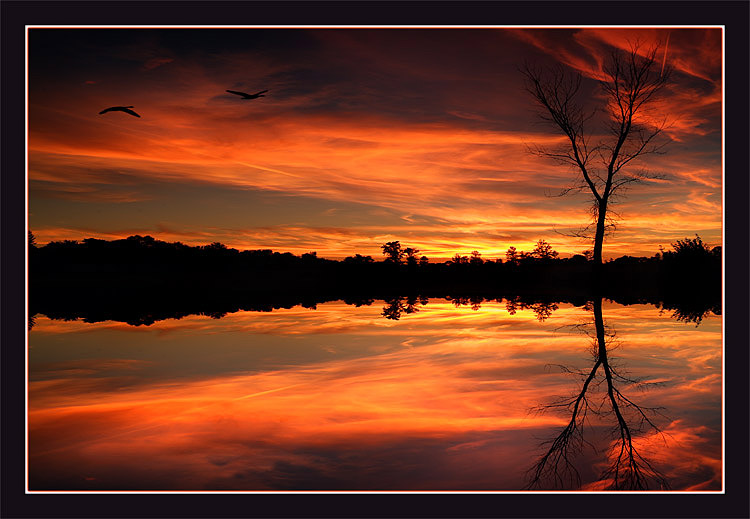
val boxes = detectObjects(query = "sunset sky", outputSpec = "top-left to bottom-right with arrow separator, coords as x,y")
27,27 -> 723,260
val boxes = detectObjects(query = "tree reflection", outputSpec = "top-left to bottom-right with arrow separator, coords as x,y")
505,297 -> 559,322
658,299 -> 721,326
381,295 -> 428,320
526,296 -> 670,490
447,295 -> 484,311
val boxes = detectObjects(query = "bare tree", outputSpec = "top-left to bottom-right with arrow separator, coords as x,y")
522,43 -> 671,272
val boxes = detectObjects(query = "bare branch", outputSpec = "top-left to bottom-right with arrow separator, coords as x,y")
521,62 -> 602,203
521,42 -> 672,264
526,297 -> 671,490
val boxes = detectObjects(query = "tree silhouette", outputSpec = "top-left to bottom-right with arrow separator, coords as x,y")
505,246 -> 519,265
381,241 -> 405,265
531,239 -> 559,260
343,254 -> 374,264
450,253 -> 469,265
404,247 -> 421,268
469,250 -> 484,266
663,235 -> 716,263
522,43 -> 672,274
526,296 -> 670,490
30,234 -> 720,329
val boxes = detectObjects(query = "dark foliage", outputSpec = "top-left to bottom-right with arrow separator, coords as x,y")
28,235 -> 720,327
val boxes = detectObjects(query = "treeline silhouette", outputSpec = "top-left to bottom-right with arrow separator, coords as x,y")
28,234 -> 720,327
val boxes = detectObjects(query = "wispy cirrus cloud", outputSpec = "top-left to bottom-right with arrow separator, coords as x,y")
28,28 -> 722,258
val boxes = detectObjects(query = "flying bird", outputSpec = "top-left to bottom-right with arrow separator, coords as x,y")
99,106 -> 140,117
226,89 -> 268,99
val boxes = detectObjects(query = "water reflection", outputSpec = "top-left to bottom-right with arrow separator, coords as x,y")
28,289 -> 719,329
27,299 -> 721,491
526,296 -> 670,490
382,295 -> 429,320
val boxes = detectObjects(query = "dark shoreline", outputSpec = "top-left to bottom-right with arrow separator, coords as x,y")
29,270 -> 720,328
28,234 -> 721,327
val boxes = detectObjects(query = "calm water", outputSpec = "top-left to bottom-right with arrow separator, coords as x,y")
27,299 -> 722,491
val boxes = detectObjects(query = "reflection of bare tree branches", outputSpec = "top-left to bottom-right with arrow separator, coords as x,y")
526,297 -> 670,490
527,357 -> 602,488
599,352 -> 671,490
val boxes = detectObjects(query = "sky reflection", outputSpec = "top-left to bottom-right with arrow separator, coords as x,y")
28,300 -> 721,491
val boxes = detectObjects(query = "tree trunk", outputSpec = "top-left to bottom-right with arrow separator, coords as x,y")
592,295 -> 606,357
592,198 -> 608,283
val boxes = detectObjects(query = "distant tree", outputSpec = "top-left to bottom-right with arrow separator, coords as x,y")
506,246 -> 519,265
469,250 -> 484,265
667,235 -> 711,258
661,235 -> 718,278
531,239 -> 559,260
344,253 -> 374,264
522,43 -> 672,272
126,235 -> 157,247
404,247 -> 421,268
451,253 -> 469,265
419,255 -> 429,267
47,239 -> 79,248
28,231 -> 37,248
381,241 -> 405,265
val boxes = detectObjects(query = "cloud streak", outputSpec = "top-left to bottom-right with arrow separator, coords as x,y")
28,28 -> 722,258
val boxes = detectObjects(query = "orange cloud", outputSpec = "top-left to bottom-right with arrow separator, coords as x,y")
28,28 -> 722,260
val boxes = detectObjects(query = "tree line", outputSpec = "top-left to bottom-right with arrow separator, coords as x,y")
28,233 -> 720,328
29,233 -> 720,297
29,233 -> 719,269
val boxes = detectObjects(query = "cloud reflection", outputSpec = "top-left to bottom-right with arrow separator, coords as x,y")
28,301 -> 721,490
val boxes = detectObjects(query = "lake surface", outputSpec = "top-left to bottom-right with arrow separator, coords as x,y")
27,299 -> 722,491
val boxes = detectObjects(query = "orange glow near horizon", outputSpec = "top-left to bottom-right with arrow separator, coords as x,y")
28,27 -> 722,260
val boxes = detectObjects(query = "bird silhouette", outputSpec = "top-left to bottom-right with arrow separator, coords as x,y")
226,89 -> 268,99
99,106 -> 140,117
